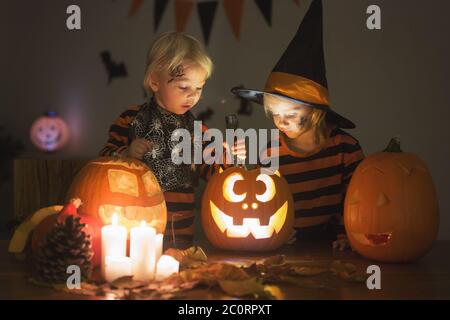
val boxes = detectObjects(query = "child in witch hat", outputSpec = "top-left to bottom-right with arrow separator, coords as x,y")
232,0 -> 364,250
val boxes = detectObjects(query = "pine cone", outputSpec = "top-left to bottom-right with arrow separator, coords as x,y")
33,215 -> 93,284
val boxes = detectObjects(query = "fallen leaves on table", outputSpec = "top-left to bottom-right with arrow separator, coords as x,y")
28,246 -> 367,300
330,260 -> 365,283
290,266 -> 329,277
164,246 -> 208,268
218,278 -> 274,299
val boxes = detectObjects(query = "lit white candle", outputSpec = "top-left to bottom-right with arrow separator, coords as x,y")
101,214 -> 127,277
104,256 -> 132,283
130,221 -> 156,281
155,255 -> 179,281
155,233 -> 163,263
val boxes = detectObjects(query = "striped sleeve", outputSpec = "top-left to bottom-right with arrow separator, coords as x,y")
258,130 -> 365,232
99,105 -> 142,156
341,134 -> 365,189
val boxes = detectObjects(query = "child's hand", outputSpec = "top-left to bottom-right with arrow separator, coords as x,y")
128,138 -> 153,160
332,233 -> 353,251
223,138 -> 247,163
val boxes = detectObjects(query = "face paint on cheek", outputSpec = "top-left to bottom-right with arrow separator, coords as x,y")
167,65 -> 185,83
298,116 -> 308,129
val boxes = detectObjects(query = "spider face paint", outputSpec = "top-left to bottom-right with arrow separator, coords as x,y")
168,65 -> 185,83
299,116 -> 308,128
151,61 -> 207,115
264,95 -> 313,139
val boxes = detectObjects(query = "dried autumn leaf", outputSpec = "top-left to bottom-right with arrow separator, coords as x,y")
164,246 -> 208,268
330,260 -> 365,283
218,278 -> 274,299
264,285 -> 284,300
338,271 -> 365,283
213,263 -> 250,281
110,276 -> 148,289
183,246 -> 208,262
290,266 -> 328,277
261,255 -> 285,266
164,248 -> 185,263
57,281 -> 101,296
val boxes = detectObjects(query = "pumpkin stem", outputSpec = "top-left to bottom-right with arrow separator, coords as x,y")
383,136 -> 402,153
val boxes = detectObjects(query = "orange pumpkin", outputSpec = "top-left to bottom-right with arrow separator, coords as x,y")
344,137 -> 439,262
30,111 -> 70,152
66,157 -> 167,234
201,166 -> 294,251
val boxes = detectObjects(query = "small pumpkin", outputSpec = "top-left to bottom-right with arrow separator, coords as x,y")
30,111 -> 70,152
66,157 -> 167,234
201,166 -> 294,251
31,199 -> 103,267
344,137 -> 439,262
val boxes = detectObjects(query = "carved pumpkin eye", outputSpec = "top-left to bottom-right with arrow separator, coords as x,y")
223,173 -> 247,202
256,174 -> 275,202
142,171 -> 161,196
376,192 -> 389,207
108,169 -> 139,197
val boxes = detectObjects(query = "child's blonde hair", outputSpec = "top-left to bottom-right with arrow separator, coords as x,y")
263,94 -> 329,147
143,32 -> 213,93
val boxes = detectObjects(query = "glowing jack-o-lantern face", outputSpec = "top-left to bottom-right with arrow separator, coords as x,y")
66,157 -> 167,233
30,112 -> 70,152
202,167 -> 294,251
344,138 -> 439,263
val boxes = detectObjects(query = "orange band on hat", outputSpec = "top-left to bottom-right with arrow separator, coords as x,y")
264,72 -> 330,107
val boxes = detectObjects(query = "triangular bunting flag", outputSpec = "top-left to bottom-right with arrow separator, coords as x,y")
223,0 -> 244,41
129,0 -> 143,17
154,0 -> 170,31
254,0 -> 272,26
175,0 -> 194,32
197,1 -> 218,45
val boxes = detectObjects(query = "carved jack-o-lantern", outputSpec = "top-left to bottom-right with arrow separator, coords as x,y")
66,157 -> 167,233
202,167 -> 294,251
30,112 -> 70,152
344,138 -> 439,262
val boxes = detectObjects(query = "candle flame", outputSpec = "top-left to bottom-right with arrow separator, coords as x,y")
112,214 -> 118,226
140,220 -> 146,227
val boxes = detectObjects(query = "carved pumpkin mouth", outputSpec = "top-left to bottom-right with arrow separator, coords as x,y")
209,200 -> 288,239
98,204 -> 166,230
352,232 -> 392,246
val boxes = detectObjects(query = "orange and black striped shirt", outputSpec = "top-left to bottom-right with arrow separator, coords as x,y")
100,102 -> 220,247
261,128 -> 364,234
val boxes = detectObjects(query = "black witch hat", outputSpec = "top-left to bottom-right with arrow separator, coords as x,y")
232,0 -> 355,129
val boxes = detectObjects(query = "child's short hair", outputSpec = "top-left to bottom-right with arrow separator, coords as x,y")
143,32 -> 213,93
263,94 -> 328,146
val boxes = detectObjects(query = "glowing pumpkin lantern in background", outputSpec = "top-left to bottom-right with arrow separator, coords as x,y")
344,137 -> 439,263
202,166 -> 294,251
30,111 -> 70,152
66,157 -> 167,234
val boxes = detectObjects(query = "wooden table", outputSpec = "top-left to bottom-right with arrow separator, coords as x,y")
1,240 -> 449,300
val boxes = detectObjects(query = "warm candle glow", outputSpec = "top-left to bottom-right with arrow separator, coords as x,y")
101,213 -> 127,278
130,222 -> 156,281
112,213 -> 118,226
155,255 -> 179,281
